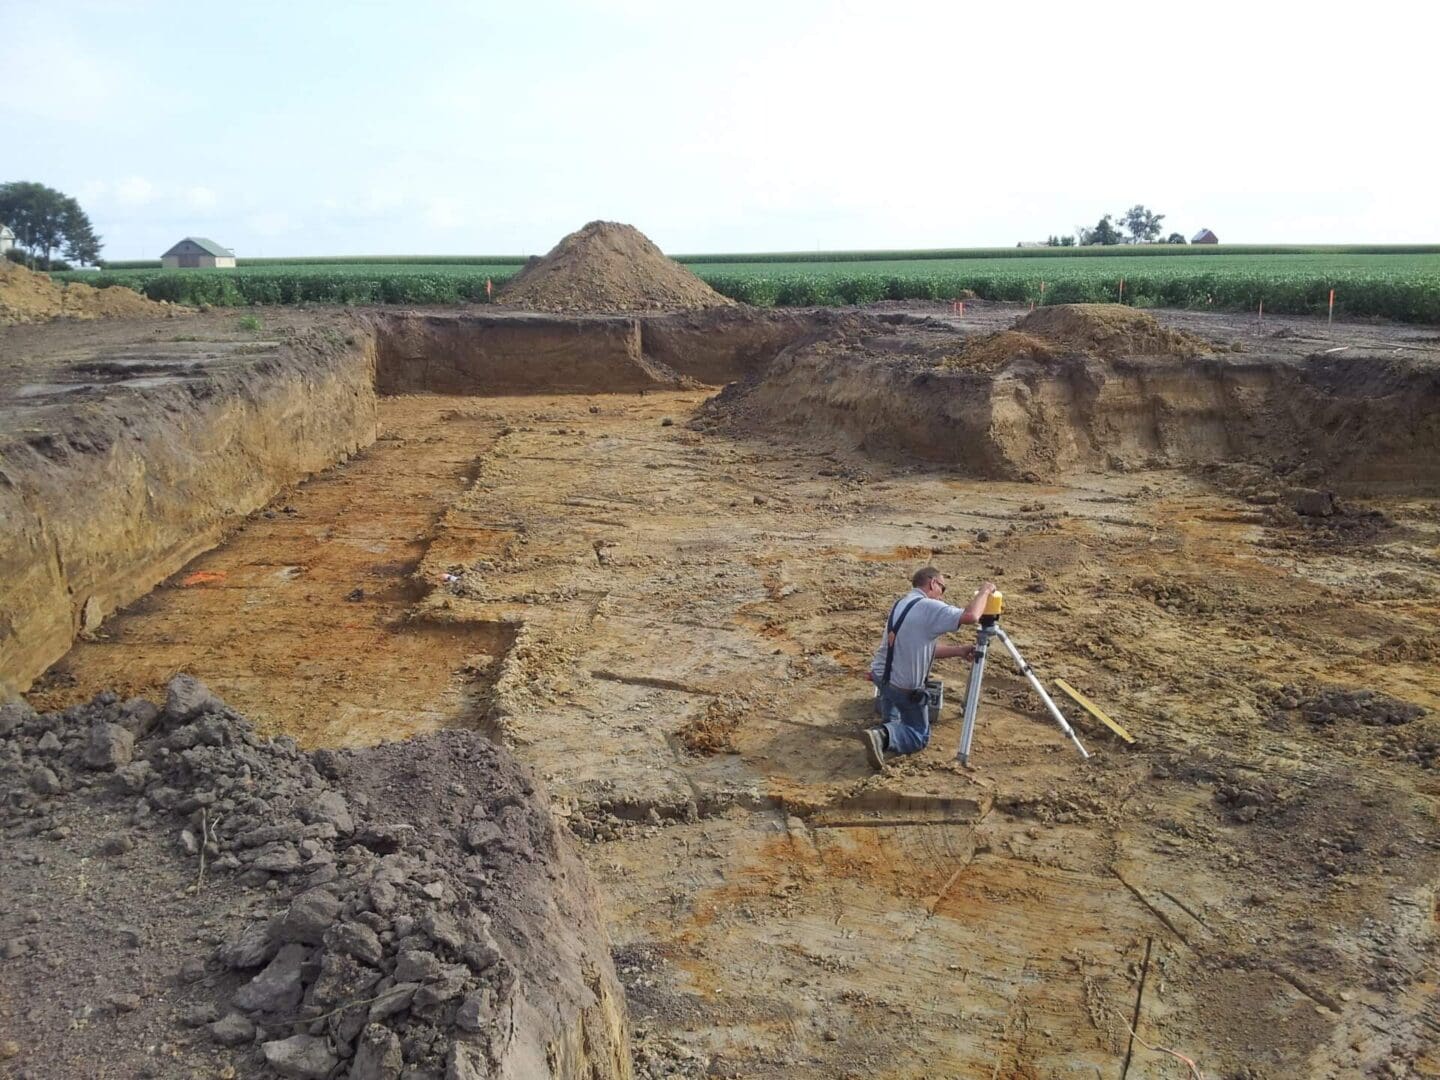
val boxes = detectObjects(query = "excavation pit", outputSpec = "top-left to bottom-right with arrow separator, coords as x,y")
3,302 -> 1440,1079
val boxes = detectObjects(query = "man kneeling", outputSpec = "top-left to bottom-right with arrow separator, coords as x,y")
863,567 -> 996,770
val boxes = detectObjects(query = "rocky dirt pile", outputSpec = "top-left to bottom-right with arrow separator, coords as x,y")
0,261 -> 183,325
0,677 -> 629,1079
1013,303 -> 1209,359
496,221 -> 735,314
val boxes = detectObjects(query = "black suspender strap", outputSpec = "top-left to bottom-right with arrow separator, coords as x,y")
881,596 -> 924,689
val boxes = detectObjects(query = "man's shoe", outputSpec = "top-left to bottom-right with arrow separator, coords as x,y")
862,727 -> 886,771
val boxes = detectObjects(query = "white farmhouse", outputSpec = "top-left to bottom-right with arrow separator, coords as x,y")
161,237 -> 236,268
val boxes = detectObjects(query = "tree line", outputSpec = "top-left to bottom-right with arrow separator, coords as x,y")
1,182 -> 102,269
1042,205 -> 1186,247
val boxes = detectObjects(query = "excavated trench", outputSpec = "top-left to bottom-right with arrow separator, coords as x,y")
0,308 -> 835,698
9,306 -> 1437,701
4,304 -> 1439,1078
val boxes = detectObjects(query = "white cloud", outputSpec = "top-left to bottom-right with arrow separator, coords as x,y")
246,212 -> 293,238
424,197 -> 466,230
360,187 -> 407,216
185,186 -> 218,210
115,176 -> 157,206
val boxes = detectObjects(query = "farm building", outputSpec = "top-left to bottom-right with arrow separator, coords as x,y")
161,237 -> 236,268
1191,228 -> 1219,244
0,225 -> 14,254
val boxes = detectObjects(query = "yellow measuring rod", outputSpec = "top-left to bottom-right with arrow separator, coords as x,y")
1054,679 -> 1135,744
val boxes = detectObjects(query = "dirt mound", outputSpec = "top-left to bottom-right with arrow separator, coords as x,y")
0,261 -> 181,325
0,677 -> 629,1079
699,313 -> 1440,487
940,330 -> 1058,373
1015,303 -> 1208,358
496,221 -> 735,314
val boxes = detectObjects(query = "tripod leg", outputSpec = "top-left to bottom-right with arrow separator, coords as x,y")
993,627 -> 1090,760
955,627 -> 991,766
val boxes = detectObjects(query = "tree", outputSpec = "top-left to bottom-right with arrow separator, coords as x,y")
1088,214 -> 1124,246
61,200 -> 102,265
1121,204 -> 1166,244
0,182 -> 104,268
1166,232 -> 1186,245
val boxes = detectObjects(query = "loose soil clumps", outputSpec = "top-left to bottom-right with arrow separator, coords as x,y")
0,677 -> 629,1079
940,330 -> 1058,373
496,221 -> 735,314
0,261 -> 183,325
1012,302 -> 1207,358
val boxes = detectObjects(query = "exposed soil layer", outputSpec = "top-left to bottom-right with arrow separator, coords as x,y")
638,307 -> 850,386
370,312 -> 692,395
25,397 -> 517,747
0,261 -> 184,325
496,221 -> 735,314
0,316 -> 379,696
702,304 -> 1440,489
1013,302 -> 1210,358
0,678 -> 629,1079
369,307 -> 838,395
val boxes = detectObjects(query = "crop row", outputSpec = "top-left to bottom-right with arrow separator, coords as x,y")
53,258 -> 1440,322
96,243 -> 1440,271
702,270 -> 1440,322
58,266 -> 519,305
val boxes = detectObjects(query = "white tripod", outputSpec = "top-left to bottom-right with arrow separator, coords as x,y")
956,594 -> 1090,766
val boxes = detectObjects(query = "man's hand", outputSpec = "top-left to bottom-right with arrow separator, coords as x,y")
958,583 -> 998,626
935,643 -> 976,661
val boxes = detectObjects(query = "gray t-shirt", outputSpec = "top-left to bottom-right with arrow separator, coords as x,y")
869,588 -> 966,691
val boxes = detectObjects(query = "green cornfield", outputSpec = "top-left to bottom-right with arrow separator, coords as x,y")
51,250 -> 1440,323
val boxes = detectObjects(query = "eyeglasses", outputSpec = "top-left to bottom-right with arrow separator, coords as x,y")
934,581 -> 946,594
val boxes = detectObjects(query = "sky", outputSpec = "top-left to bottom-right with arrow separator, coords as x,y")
5,0 -> 1438,260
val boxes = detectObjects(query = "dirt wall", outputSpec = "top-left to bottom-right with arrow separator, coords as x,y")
0,334 -> 378,697
639,308 -> 837,385
704,343 -> 1440,489
371,309 -> 841,396
370,313 -> 692,395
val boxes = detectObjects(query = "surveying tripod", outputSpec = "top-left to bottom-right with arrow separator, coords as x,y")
956,590 -> 1090,766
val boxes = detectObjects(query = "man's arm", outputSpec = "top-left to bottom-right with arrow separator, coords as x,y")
957,581 -> 998,625
935,643 -> 976,660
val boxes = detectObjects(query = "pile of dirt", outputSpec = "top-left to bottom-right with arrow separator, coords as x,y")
496,221 -> 735,314
0,677 -> 629,1079
0,261 -> 182,325
1014,303 -> 1209,359
674,694 -> 750,756
939,330 -> 1058,373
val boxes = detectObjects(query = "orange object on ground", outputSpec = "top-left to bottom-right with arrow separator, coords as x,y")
179,571 -> 227,587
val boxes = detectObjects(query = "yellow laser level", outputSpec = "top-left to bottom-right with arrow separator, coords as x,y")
983,590 -> 1004,618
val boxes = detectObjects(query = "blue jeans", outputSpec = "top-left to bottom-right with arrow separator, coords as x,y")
879,683 -> 930,756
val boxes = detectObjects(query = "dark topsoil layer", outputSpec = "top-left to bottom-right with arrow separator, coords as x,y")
0,678 -> 626,1080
